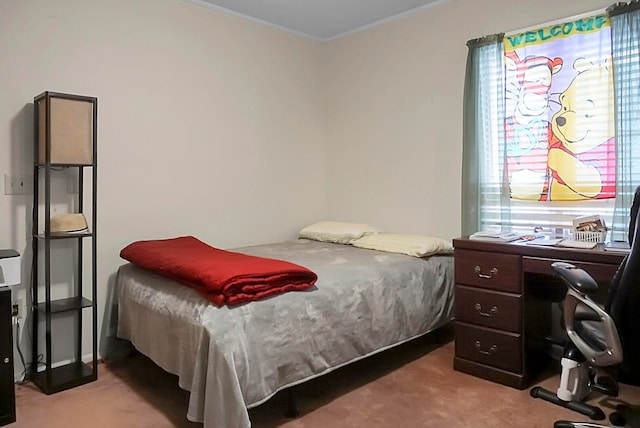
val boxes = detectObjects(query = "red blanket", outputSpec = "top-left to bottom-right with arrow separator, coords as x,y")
120,236 -> 317,306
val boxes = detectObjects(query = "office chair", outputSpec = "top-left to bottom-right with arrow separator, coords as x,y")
531,185 -> 640,426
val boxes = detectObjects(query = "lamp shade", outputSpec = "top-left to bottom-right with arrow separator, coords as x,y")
36,92 -> 96,165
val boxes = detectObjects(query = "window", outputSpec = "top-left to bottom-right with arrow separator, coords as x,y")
462,6 -> 640,240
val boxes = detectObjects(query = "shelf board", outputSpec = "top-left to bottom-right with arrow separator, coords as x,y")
36,296 -> 93,314
32,361 -> 96,395
36,231 -> 93,239
35,162 -> 93,168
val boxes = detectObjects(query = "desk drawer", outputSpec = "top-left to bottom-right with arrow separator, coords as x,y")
455,285 -> 522,332
522,256 -> 620,283
455,322 -> 522,373
455,249 -> 521,293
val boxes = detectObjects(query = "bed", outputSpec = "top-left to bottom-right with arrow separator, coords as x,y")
115,237 -> 455,428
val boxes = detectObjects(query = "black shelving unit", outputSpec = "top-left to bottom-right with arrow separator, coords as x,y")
31,91 -> 98,394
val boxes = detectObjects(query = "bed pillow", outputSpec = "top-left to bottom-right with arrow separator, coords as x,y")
298,221 -> 380,244
351,233 -> 453,257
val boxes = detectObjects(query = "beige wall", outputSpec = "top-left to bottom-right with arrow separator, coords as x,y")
0,0 -> 326,366
324,0 -> 613,237
0,0 -> 614,366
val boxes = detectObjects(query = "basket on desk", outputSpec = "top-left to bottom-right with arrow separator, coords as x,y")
570,230 -> 607,243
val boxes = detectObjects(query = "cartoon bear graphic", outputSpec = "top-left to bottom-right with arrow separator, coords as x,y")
545,58 -> 616,201
505,51 -> 563,200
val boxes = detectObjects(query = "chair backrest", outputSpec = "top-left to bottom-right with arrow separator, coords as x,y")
606,185 -> 640,385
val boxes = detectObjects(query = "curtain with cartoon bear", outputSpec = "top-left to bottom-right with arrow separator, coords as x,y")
505,14 -> 615,202
462,4 -> 640,239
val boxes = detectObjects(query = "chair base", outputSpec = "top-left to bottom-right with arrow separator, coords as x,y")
553,421 -> 609,428
611,403 -> 640,428
530,386 -> 606,420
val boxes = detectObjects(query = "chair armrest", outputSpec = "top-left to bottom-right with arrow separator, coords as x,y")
552,262 -> 599,296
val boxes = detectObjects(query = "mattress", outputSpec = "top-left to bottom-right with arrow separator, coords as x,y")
116,239 -> 455,428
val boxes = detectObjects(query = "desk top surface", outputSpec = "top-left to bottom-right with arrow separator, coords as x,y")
453,236 -> 625,266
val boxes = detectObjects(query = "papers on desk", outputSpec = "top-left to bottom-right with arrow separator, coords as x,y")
469,231 -> 600,249
604,241 -> 631,253
526,238 -> 562,246
469,230 -> 522,242
557,240 -> 598,249
526,238 -> 597,249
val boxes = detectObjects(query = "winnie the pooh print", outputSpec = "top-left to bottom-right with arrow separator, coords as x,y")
545,58 -> 616,201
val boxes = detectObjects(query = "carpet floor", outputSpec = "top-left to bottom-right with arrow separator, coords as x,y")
12,325 -> 640,427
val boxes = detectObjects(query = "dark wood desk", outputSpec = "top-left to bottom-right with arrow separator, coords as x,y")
452,237 -> 626,389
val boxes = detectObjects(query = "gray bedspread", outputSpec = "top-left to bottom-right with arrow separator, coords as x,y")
116,239 -> 454,428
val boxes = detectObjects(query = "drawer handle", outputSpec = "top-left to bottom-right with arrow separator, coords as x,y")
474,265 -> 498,279
474,341 -> 498,355
474,303 -> 498,317
3,357 -> 9,364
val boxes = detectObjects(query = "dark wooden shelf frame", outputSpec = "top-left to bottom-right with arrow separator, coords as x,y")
32,361 -> 97,395
31,91 -> 98,395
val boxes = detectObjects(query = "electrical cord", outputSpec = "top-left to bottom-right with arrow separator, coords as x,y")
11,244 -> 45,385
14,317 -> 28,383
14,317 -> 44,385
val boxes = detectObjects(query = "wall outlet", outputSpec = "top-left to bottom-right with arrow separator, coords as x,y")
4,174 -> 32,195
11,298 -> 25,319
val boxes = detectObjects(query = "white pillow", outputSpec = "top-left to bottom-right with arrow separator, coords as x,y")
298,221 -> 380,244
351,233 -> 453,257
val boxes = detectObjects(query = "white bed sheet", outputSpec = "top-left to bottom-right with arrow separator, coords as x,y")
116,239 -> 454,428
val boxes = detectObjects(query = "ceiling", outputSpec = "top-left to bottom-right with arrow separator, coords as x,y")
186,0 -> 450,41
